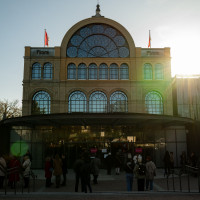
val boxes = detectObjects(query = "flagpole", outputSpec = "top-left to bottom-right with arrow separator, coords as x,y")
149,30 -> 151,48
44,29 -> 46,47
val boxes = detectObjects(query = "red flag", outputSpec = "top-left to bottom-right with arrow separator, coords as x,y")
148,30 -> 151,48
45,30 -> 49,47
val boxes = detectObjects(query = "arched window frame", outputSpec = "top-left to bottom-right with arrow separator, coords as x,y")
68,91 -> 87,112
99,63 -> 108,80
155,63 -> 164,80
32,63 -> 41,79
89,91 -> 107,113
89,63 -> 98,80
32,91 -> 51,114
110,63 -> 119,80
67,63 -> 76,80
78,63 -> 87,80
43,63 -> 53,80
110,91 -> 128,112
66,24 -> 130,58
144,63 -> 153,80
145,91 -> 163,114
120,63 -> 129,80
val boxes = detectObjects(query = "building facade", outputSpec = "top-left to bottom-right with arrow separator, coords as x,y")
0,5 -> 194,169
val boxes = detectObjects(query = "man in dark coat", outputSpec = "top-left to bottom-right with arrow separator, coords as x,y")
61,154 -> 68,186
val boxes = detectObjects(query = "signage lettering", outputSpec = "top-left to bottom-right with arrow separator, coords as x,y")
31,48 -> 55,57
37,50 -> 49,55
147,51 -> 160,56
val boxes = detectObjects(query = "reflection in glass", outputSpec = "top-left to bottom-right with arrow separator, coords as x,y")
68,91 -> 87,112
32,63 -> 41,79
110,91 -> 127,112
99,63 -> 108,80
145,91 -> 163,114
110,63 -> 119,80
32,91 -> 51,114
120,63 -> 129,80
43,63 -> 53,79
144,63 -> 153,80
155,64 -> 164,80
67,63 -> 76,80
78,63 -> 87,80
89,91 -> 107,113
89,63 -> 97,80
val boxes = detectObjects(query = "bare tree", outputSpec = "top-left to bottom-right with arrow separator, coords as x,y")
0,99 -> 22,120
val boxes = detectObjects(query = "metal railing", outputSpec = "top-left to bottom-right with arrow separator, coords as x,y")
0,165 -> 37,195
166,165 -> 200,193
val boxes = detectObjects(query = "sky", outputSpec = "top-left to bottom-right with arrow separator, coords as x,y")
0,0 -> 200,105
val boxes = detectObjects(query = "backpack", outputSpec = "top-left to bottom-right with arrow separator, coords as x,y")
138,164 -> 146,176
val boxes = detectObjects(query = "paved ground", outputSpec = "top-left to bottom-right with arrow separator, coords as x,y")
0,169 -> 199,199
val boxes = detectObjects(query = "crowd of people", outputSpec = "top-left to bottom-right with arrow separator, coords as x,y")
44,149 -> 156,192
163,150 -> 199,176
0,150 -> 32,189
44,150 -> 101,193
117,152 -> 156,191
0,149 -> 199,192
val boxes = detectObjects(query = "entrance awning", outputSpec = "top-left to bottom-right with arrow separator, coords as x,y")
0,113 -> 194,128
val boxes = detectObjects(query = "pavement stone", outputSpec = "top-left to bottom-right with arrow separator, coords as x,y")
0,169 -> 199,199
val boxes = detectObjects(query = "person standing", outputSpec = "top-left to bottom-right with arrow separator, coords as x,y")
91,154 -> 101,184
61,154 -> 68,186
124,153 -> 135,191
114,152 -> 121,175
189,152 -> 197,167
22,155 -> 31,188
105,153 -> 112,175
180,151 -> 187,172
8,155 -> 21,189
133,153 -> 142,164
134,158 -> 146,191
44,156 -> 53,187
145,156 -> 156,191
73,156 -> 84,192
0,154 -> 7,189
163,151 -> 171,176
53,154 -> 63,188
170,152 -> 174,171
81,154 -> 92,193
24,150 -> 32,162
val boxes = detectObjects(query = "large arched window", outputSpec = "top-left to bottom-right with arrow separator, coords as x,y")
155,64 -> 164,80
110,63 -> 119,80
32,63 -> 41,79
144,63 -> 153,80
67,63 -> 76,80
68,91 -> 87,112
145,91 -> 163,114
110,91 -> 128,112
120,63 -> 129,80
99,63 -> 108,80
78,63 -> 87,80
43,63 -> 53,79
89,91 -> 107,113
89,63 -> 97,80
67,24 -> 130,58
32,91 -> 51,114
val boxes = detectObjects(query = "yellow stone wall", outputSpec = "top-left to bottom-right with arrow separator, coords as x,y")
22,16 -> 173,116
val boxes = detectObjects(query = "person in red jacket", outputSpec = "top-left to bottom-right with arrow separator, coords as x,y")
8,155 -> 21,188
45,156 -> 53,187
